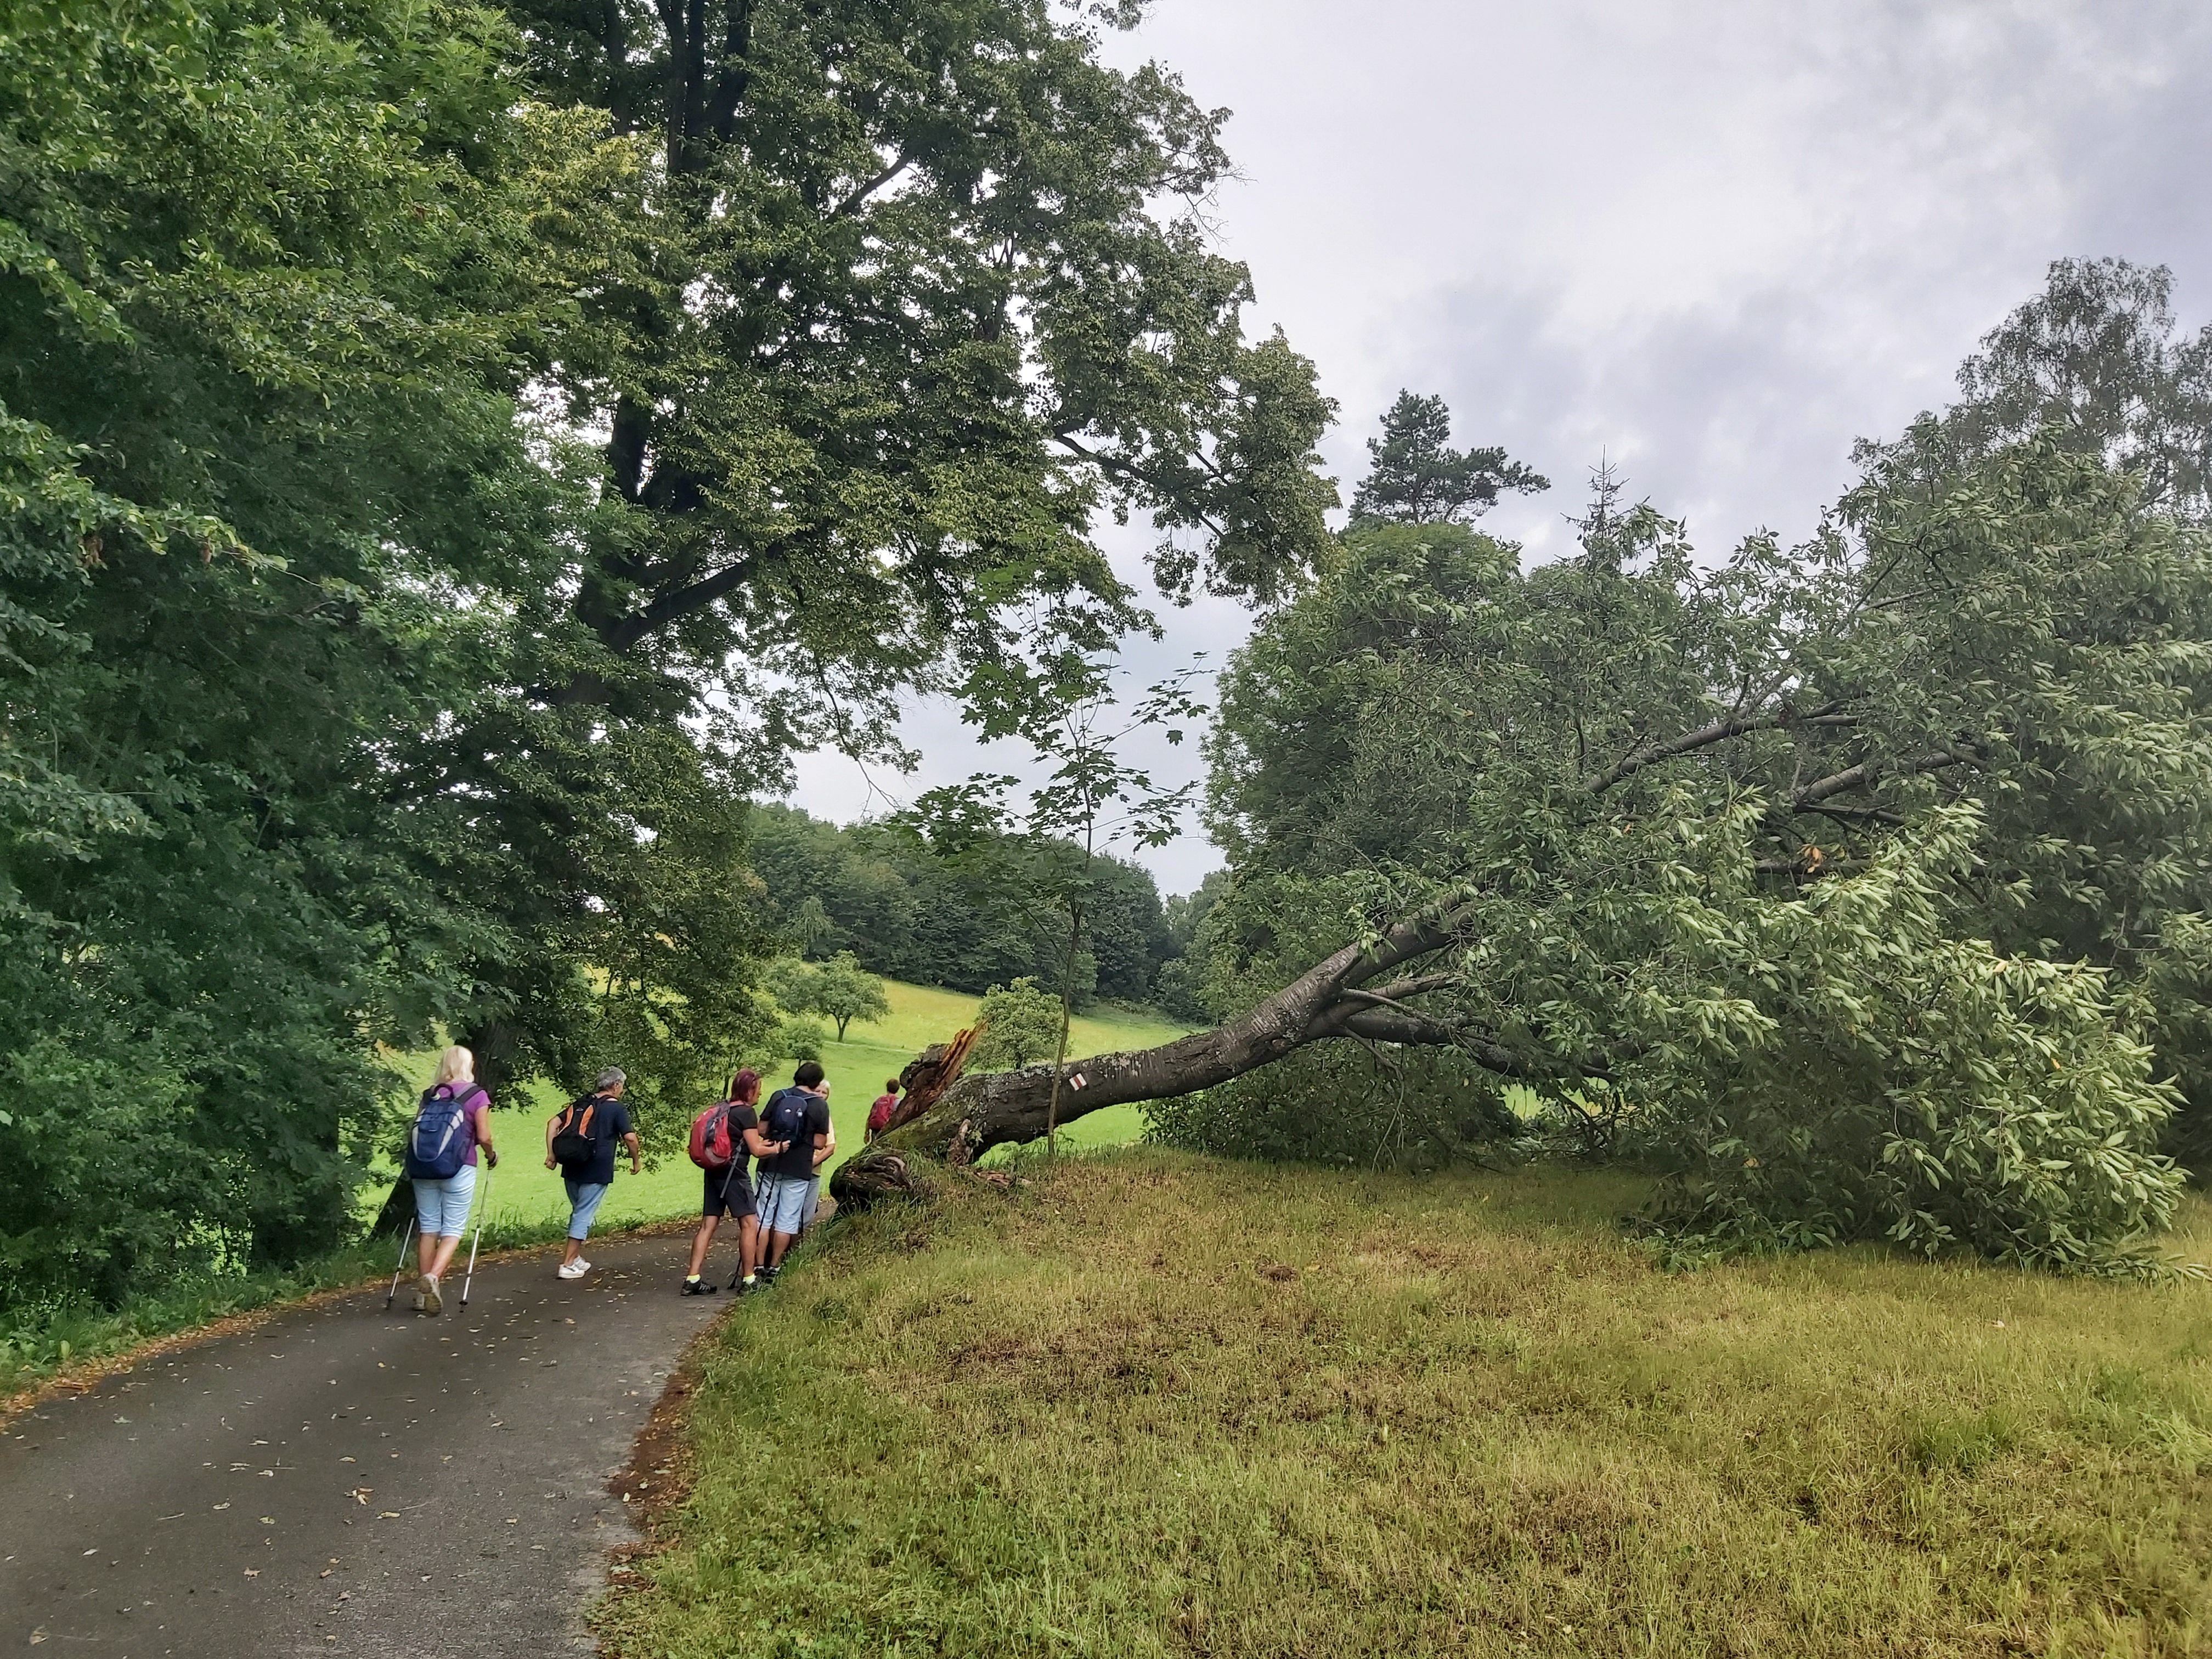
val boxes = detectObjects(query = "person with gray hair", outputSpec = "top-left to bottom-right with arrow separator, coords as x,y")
545,1067 -> 640,1280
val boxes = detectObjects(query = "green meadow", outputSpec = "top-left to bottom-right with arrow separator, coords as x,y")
601,1151 -> 2212,1659
374,980 -> 1190,1238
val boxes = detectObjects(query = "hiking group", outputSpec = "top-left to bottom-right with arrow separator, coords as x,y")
399,1049 -> 874,1313
678,1063 -> 838,1296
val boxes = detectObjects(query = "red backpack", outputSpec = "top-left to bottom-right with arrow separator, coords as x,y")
688,1101 -> 738,1170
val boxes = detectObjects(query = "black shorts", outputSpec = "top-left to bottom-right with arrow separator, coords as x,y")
703,1165 -> 755,1219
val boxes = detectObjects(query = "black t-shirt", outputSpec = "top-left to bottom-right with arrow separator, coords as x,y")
725,1103 -> 760,1177
568,1094 -> 634,1186
760,1088 -> 830,1179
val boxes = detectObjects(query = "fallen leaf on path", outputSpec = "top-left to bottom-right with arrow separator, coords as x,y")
212,1503 -> 231,1511
242,1568 -> 259,1578
259,1517 -> 275,1525
349,1488 -> 371,1504
378,1511 -> 400,1519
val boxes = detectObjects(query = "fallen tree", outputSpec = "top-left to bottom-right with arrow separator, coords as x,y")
845,417 -> 2208,1273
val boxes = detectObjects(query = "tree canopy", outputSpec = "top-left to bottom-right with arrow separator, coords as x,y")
0,0 -> 1320,1310
860,264 -> 2212,1275
1348,390 -> 1548,526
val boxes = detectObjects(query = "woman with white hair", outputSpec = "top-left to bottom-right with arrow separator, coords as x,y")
405,1045 -> 496,1315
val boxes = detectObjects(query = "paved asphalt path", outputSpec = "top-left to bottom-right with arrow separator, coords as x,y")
1,1230 -> 734,1657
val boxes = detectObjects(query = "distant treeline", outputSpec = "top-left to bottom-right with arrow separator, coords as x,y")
746,805 -> 1217,1015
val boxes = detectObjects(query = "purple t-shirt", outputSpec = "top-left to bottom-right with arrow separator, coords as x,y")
426,1084 -> 491,1166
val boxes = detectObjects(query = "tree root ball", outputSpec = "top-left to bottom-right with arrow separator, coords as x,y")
828,1147 -> 935,1213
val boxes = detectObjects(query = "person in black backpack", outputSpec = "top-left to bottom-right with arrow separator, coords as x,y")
753,1062 -> 834,1280
544,1068 -> 639,1281
406,1046 -> 497,1316
679,1069 -> 786,1296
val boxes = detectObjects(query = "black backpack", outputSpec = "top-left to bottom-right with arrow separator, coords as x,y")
763,1088 -> 815,1161
550,1094 -> 602,1171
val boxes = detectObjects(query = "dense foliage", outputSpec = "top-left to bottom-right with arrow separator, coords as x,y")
1149,299 -> 2211,1268
744,804 -> 1181,1005
0,0 -> 1322,1310
971,979 -> 1065,1072
0,0 -> 561,1296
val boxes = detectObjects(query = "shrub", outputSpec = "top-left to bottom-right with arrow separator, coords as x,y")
1146,1042 -> 1522,1170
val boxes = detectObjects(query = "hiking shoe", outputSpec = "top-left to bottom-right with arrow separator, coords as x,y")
681,1277 -> 716,1296
420,1275 -> 443,1316
557,1259 -> 589,1280
732,1273 -> 758,1296
411,1287 -> 427,1314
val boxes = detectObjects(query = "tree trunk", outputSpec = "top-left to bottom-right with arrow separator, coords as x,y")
831,907 -> 1527,1208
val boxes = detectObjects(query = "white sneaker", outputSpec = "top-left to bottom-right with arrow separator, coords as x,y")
557,1259 -> 589,1280
420,1275 -> 443,1316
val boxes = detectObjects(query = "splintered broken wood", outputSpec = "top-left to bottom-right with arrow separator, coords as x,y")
887,1024 -> 979,1133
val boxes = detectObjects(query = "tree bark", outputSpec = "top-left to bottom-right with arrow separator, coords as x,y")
830,910 -> 1497,1207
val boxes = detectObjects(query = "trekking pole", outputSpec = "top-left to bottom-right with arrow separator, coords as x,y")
384,1212 -> 416,1312
459,1164 -> 493,1310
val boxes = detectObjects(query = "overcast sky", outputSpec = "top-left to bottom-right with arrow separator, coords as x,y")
789,0 -> 2212,894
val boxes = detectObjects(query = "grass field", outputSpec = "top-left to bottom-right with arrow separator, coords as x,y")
375,980 -> 1190,1238
599,1150 -> 2212,1659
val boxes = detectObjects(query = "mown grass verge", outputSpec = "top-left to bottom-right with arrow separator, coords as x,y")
599,1149 -> 2212,1659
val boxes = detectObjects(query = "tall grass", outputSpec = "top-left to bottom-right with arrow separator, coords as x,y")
602,1151 -> 2212,1659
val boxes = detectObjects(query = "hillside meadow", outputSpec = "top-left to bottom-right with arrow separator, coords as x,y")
599,1150 -> 2212,1659
373,980 -> 1188,1237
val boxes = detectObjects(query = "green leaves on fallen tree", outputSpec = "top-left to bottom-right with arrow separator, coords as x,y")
1626,805 -> 2184,1273
1180,377 -> 2210,1269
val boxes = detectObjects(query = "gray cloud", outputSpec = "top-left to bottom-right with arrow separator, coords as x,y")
791,0 -> 2212,894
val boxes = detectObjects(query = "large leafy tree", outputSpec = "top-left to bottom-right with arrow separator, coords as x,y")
404,0 -> 1336,1118
853,287 -> 2212,1271
0,0 -> 572,1290
500,0 -> 1336,729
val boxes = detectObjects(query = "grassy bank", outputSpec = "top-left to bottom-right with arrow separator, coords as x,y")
600,1150 -> 2212,1659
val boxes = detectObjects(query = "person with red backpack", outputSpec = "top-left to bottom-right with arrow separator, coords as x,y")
404,1045 -> 497,1316
678,1069 -> 786,1296
866,1078 -> 901,1142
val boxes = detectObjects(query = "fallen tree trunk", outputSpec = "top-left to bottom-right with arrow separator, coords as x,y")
831,905 -> 1523,1210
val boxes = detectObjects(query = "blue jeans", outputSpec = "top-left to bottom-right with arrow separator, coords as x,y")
411,1166 -> 478,1238
563,1178 -> 610,1240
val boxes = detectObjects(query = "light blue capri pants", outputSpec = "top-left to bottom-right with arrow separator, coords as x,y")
411,1166 -> 478,1239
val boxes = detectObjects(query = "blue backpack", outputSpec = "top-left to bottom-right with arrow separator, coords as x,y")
404,1086 -> 474,1180
763,1088 -> 815,1160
